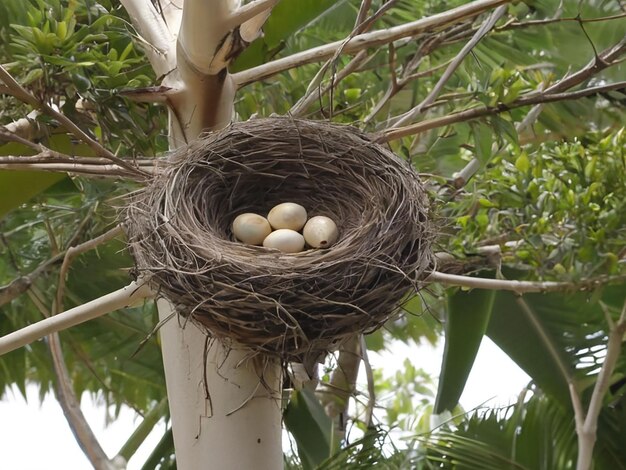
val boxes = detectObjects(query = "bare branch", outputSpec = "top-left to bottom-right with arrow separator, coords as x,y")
24,284 -> 115,470
0,162 -> 143,177
0,281 -> 153,356
56,225 -> 125,312
227,0 -> 280,30
576,302 -> 626,470
360,334 -> 376,428
452,83 -> 546,187
427,271 -> 626,294
319,336 -> 361,437
393,4 -> 508,128
232,0 -> 510,87
355,0 -> 373,28
290,51 -> 370,117
379,81 -> 626,142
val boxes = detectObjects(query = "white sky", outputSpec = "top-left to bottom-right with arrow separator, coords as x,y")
0,337 -> 529,469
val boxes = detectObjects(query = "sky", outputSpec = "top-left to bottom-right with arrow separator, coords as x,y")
0,337 -> 529,469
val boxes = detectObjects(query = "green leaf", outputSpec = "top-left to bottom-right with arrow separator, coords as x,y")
284,389 -> 333,469
434,282 -> 496,414
364,329 -> 384,352
515,152 -> 530,173
471,122 -> 493,163
487,292 -> 573,407
0,171 -> 65,219
232,0 -> 341,71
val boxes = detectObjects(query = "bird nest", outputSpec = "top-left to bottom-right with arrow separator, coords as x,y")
125,118 -> 433,362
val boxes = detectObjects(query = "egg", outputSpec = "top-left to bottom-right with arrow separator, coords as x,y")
303,216 -> 338,248
267,202 -> 308,231
262,229 -> 305,253
232,213 -> 272,245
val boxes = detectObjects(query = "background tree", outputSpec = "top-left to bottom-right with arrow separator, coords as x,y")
0,0 -> 625,469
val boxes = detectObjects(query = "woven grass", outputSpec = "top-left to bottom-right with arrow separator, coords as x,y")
126,117 -> 433,361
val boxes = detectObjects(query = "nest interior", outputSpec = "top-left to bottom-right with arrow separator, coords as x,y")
126,118 -> 433,362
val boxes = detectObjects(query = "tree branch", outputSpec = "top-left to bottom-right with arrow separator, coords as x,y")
452,83 -> 546,187
575,302 -> 626,470
0,281 -> 153,356
319,336 -> 361,438
393,4 -> 508,128
0,253 -> 65,308
227,0 -> 280,30
116,398 -> 168,463
0,65 -> 148,177
25,287 -> 115,470
56,225 -> 125,313
360,334 -> 376,428
427,271 -> 626,294
379,81 -> 626,142
290,50 -> 371,117
232,0 -> 510,87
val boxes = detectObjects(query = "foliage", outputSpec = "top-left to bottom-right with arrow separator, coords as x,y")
1,0 -> 626,468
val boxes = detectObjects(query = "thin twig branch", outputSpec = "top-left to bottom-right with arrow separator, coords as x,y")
355,0 -> 373,28
0,281 -> 153,356
56,225 -> 125,312
359,334 -> 376,428
393,4 -> 508,128
25,286 -> 114,470
427,271 -> 626,294
0,160 -> 154,178
379,81 -> 626,142
0,65 -> 148,177
452,83 -> 546,187
290,50 -> 371,117
227,0 -> 280,29
232,0 -> 510,87
572,301 -> 626,470
0,252 -> 65,308
319,336 -> 362,437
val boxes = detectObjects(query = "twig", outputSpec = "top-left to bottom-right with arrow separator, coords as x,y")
116,398 -> 168,463
354,0 -> 373,28
0,281 -> 154,356
292,0 -> 397,119
319,336 -> 362,436
56,225 -> 125,312
379,80 -> 626,142
290,50 -> 370,117
0,252 -> 66,308
572,301 -> 626,470
0,161 -> 152,178
0,65 -> 147,177
25,287 -> 114,470
227,0 -> 280,29
427,271 -> 626,294
359,334 -> 376,428
393,4 -> 508,128
452,83 -> 546,187
232,0 -> 510,87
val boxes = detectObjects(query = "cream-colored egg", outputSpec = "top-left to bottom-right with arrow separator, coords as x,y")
303,216 -> 338,248
262,229 -> 305,253
267,202 -> 308,231
232,213 -> 272,245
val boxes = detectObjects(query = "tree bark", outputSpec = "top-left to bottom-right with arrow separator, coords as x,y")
121,1 -> 287,467
157,300 -> 283,469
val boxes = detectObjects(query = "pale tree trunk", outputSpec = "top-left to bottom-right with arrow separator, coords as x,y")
119,1 -> 284,468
